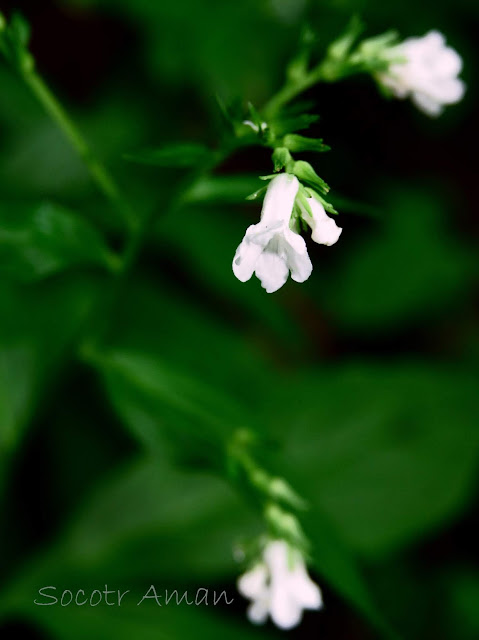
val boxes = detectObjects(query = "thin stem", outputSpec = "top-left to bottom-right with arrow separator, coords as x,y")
262,67 -> 325,119
21,69 -> 137,232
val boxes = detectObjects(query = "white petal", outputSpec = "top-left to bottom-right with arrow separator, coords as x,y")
269,580 -> 303,630
237,564 -> 268,600
289,563 -> 323,610
411,92 -> 443,116
260,173 -> 299,226
264,540 -> 290,576
282,228 -> 313,283
380,31 -> 465,115
254,245 -> 289,293
302,198 -> 342,246
247,599 -> 270,625
232,232 -> 264,282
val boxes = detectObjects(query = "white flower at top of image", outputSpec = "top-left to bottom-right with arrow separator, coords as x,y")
232,173 -> 312,293
298,196 -> 342,246
237,540 -> 322,630
378,30 -> 465,116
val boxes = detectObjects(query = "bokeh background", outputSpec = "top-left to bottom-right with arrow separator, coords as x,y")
0,0 -> 478,639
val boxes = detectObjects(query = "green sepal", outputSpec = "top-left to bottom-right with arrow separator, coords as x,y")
272,147 -> 292,172
259,173 -> 277,181
245,185 -> 267,201
327,15 -> 364,62
283,134 -> 330,153
286,25 -> 316,82
292,160 -> 329,195
306,187 -> 339,215
296,184 -> 314,219
0,12 -> 34,72
9,12 -> 31,48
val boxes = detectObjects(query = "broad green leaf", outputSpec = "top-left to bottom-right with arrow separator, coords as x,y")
63,456 -> 260,581
104,277 -> 274,407
264,362 -> 479,557
124,143 -> 212,168
25,600 -> 273,640
155,205 -> 306,347
320,188 -> 476,332
0,201 -> 116,281
0,275 -> 98,458
181,174 -> 263,204
99,350 -> 249,461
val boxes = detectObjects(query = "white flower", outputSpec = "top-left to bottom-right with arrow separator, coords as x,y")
299,196 -> 342,246
232,173 -> 312,293
378,31 -> 465,116
237,540 -> 322,630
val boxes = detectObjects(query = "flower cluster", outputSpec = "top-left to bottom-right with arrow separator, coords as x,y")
378,31 -> 465,116
237,540 -> 322,629
233,173 -> 342,293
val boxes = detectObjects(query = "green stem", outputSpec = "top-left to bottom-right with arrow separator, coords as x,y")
262,67 -> 325,119
21,69 -> 137,232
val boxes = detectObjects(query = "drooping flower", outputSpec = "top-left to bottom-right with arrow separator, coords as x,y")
378,31 -> 465,116
237,540 -> 322,630
232,173 -> 312,293
299,196 -> 342,246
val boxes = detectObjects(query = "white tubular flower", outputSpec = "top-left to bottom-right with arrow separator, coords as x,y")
378,31 -> 465,116
299,197 -> 342,246
232,173 -> 312,293
237,540 -> 322,630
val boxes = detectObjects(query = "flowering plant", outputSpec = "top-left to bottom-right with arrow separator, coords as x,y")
0,4 -> 476,640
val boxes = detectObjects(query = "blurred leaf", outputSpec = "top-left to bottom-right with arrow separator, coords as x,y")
125,143 -> 212,168
25,600 -> 273,640
322,188 -> 476,332
99,349 -> 249,463
446,570 -> 479,640
182,174 -> 263,205
0,274 -> 98,463
265,362 -> 479,557
306,510 -> 399,640
105,277 -> 274,407
155,205 -> 306,348
0,201 -> 116,281
62,456 -> 260,581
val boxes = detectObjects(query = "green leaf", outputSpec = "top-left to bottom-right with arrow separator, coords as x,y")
264,362 -> 479,558
62,456 -> 260,582
321,188 -> 476,332
0,274 -> 99,485
154,205 -> 306,347
245,185 -> 267,201
0,201 -> 117,281
283,134 -> 330,153
181,174 -> 263,204
98,350 -> 250,462
124,143 -> 212,168
25,597 -> 272,640
306,510 -> 399,640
